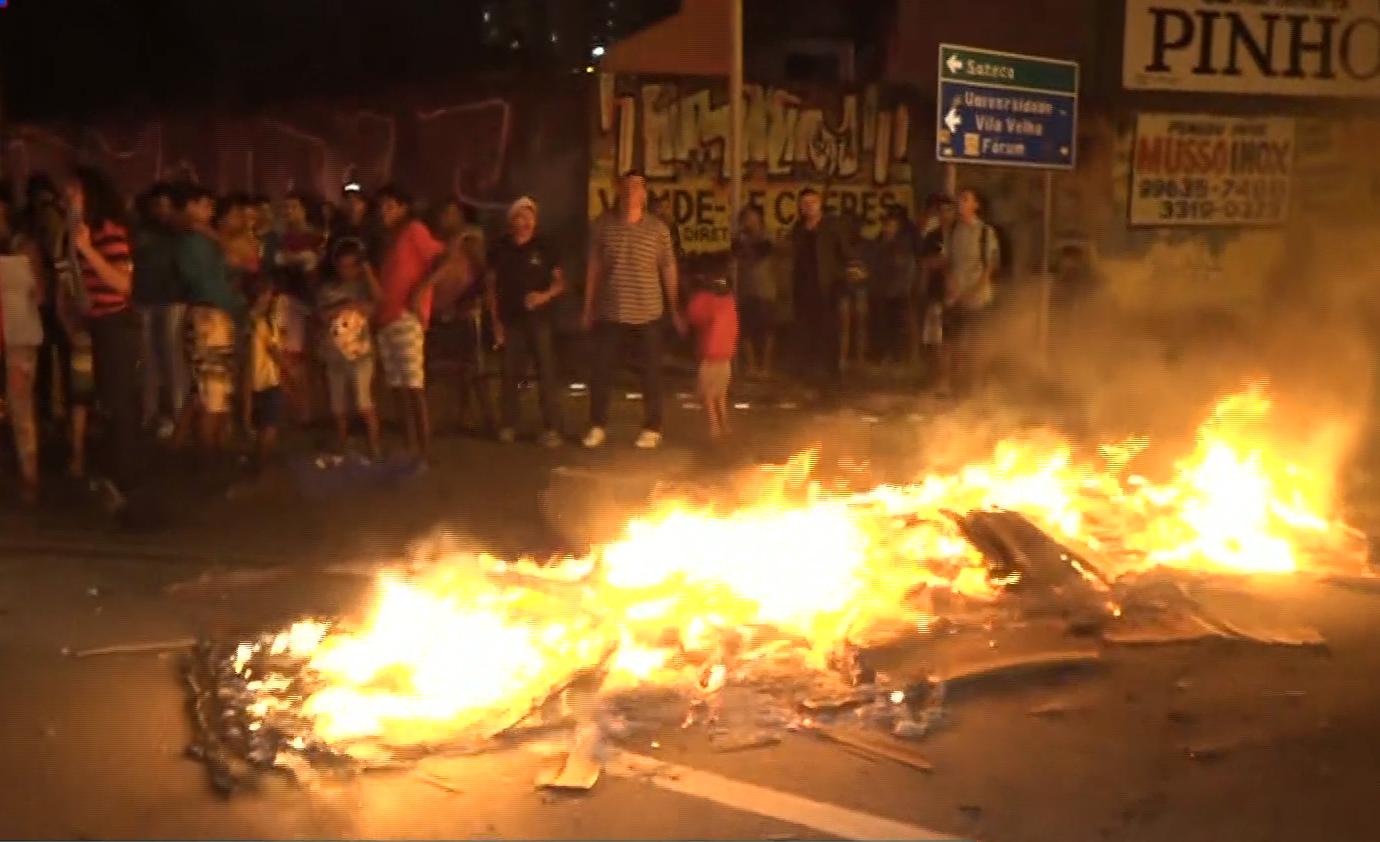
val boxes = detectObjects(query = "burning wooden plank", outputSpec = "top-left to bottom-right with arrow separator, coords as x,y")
811,725 -> 934,773
956,509 -> 1116,625
1106,574 -> 1325,647
536,722 -> 603,790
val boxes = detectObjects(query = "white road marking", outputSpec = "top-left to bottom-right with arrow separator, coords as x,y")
606,750 -> 962,841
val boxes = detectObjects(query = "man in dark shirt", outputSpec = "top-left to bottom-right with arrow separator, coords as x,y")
326,182 -> 383,269
133,182 -> 186,433
916,194 -> 953,367
486,197 -> 566,447
790,187 -> 853,399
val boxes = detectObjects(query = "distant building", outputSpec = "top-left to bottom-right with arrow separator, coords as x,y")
479,0 -> 682,68
598,0 -> 881,82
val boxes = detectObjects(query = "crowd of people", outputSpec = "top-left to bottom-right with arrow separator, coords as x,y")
0,161 -> 1020,518
724,186 -> 1008,399
0,168 -> 527,515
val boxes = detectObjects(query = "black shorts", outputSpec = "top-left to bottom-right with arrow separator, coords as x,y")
252,386 -> 285,429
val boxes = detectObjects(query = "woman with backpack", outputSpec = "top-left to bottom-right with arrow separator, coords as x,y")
940,188 -> 1002,397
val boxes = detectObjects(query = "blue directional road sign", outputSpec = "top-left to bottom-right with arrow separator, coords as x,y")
936,44 -> 1079,170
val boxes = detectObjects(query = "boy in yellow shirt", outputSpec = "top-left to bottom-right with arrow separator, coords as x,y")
246,275 -> 285,465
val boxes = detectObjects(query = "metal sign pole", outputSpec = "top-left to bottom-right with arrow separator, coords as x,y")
935,44 -> 1077,376
728,0 -> 744,243
1039,169 -> 1053,370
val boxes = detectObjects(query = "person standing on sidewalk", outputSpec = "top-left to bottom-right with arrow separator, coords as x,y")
789,188 -> 855,403
172,185 -> 244,455
487,197 -> 565,448
28,174 -> 95,478
327,182 -> 381,269
66,166 -> 143,516
582,172 -> 684,450
271,191 -> 325,426
0,191 -> 46,505
732,205 -> 778,380
940,188 -> 1001,397
916,194 -> 954,376
133,182 -> 186,437
316,239 -> 381,457
686,258 -> 738,441
865,206 -> 918,369
374,184 -> 446,461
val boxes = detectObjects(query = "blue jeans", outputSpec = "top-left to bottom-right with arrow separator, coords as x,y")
500,317 -> 562,432
139,303 -> 188,423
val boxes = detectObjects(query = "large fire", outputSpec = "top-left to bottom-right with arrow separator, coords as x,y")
259,388 -> 1364,749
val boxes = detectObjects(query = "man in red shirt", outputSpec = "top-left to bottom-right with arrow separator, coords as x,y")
686,257 -> 739,441
371,184 -> 445,459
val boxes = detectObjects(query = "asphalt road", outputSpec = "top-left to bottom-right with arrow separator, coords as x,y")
3,395 -> 1380,842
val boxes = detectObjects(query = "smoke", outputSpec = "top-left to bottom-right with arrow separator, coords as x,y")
978,219 -> 1380,494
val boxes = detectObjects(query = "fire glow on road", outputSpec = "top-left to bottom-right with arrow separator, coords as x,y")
245,387 -> 1362,751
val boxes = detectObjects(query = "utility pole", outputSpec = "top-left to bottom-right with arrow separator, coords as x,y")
728,0 -> 744,245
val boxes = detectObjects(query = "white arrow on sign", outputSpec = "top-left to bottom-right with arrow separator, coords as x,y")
946,53 -> 964,74
944,106 -> 961,133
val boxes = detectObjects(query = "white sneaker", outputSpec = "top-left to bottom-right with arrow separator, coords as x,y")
582,427 -> 607,449
498,428 -> 516,444
540,430 -> 563,449
634,429 -> 662,450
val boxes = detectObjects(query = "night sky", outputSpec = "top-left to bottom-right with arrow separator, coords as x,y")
1,0 -> 888,122
0,0 -> 494,121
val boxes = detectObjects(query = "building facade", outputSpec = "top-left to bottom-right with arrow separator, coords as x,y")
884,0 -> 1380,323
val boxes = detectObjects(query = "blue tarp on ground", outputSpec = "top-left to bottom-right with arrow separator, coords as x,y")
287,453 -> 424,501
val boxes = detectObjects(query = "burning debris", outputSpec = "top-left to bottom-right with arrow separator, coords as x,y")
181,388 -> 1371,795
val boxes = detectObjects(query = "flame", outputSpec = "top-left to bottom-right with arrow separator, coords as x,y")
267,388 -> 1360,748
1110,387 -> 1334,574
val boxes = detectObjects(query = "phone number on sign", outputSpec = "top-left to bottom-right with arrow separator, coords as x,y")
1156,199 -> 1285,223
1136,177 -> 1289,203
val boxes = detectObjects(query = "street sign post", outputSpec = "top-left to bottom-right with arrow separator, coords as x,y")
936,44 -> 1079,169
936,44 -> 1080,369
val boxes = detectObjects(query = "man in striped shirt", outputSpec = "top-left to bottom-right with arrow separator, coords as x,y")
67,167 -> 143,515
582,172 -> 684,450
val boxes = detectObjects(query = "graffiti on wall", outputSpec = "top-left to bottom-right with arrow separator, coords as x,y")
589,75 -> 915,253
2,82 -> 588,235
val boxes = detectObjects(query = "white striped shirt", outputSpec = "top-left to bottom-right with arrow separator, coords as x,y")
590,212 -> 674,325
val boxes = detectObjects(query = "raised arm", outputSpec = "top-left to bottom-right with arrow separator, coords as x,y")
76,223 -> 133,295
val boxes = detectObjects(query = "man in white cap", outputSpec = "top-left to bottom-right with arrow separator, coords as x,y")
485,196 -> 566,446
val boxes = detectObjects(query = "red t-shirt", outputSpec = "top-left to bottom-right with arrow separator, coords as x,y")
82,221 -> 133,318
687,289 -> 739,362
377,220 -> 443,328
